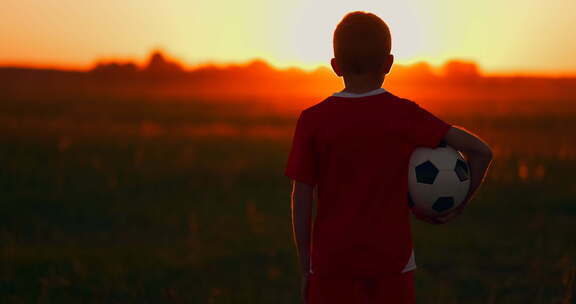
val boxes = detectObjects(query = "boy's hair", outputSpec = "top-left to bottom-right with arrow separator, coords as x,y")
333,11 -> 392,75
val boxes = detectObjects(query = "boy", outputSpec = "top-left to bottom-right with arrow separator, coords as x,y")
284,11 -> 493,304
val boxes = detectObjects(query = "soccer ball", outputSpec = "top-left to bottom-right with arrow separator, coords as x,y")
408,142 -> 470,217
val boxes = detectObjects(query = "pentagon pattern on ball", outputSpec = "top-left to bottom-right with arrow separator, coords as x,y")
455,159 -> 470,181
432,197 -> 455,212
415,161 -> 439,184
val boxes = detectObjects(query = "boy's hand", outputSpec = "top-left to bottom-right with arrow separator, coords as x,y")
433,189 -> 476,224
412,198 -> 469,225
433,200 -> 467,223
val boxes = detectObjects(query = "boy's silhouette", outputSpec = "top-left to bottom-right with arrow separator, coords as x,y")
285,11 -> 493,304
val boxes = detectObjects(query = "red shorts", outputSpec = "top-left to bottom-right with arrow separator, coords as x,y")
306,270 -> 415,304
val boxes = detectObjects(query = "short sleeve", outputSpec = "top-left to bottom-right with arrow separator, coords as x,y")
284,110 -> 317,185
404,102 -> 451,148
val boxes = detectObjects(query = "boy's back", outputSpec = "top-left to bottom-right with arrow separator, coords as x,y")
285,89 -> 450,277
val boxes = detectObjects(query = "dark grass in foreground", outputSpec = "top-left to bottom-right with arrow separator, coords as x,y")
0,114 -> 575,303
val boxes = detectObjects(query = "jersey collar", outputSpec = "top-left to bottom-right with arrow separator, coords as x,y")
331,87 -> 387,98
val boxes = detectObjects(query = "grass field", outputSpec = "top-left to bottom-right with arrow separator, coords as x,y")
0,97 -> 575,303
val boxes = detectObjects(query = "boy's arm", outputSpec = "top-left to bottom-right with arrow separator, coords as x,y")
436,126 -> 493,223
290,180 -> 314,276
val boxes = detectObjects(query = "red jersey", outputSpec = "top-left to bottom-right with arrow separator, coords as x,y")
285,89 -> 451,277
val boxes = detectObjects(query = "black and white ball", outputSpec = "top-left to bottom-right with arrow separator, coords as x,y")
408,142 -> 470,217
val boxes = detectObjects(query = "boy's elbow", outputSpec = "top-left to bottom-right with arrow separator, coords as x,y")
481,143 -> 493,159
445,127 -> 492,159
458,141 -> 493,162
486,147 -> 494,160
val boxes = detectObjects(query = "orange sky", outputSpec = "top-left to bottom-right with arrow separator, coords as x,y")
1,0 -> 575,75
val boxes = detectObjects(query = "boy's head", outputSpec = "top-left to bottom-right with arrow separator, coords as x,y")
331,11 -> 394,78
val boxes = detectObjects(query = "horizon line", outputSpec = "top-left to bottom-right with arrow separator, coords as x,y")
1,57 -> 576,78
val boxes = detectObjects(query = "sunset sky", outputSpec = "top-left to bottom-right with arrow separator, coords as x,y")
1,0 -> 575,74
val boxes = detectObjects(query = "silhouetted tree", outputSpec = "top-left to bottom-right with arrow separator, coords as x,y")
91,61 -> 138,75
144,50 -> 184,77
442,60 -> 480,81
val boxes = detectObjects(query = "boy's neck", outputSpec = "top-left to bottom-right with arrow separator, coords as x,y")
341,74 -> 385,94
